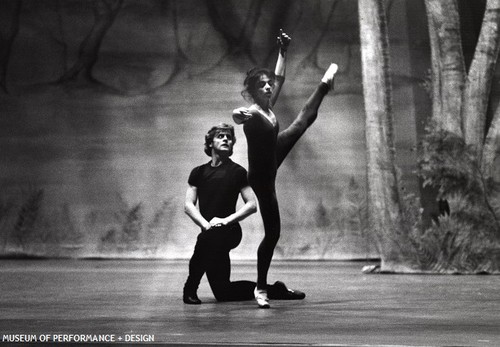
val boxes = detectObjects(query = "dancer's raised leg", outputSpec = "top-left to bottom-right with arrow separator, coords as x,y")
276,63 -> 337,167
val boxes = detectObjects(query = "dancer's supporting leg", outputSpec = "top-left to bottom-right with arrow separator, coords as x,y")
252,181 -> 280,299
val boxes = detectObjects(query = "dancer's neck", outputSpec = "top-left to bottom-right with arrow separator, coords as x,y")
254,102 -> 270,114
210,153 -> 228,167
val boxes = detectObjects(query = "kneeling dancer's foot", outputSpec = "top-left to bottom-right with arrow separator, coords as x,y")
183,293 -> 202,305
273,281 -> 306,300
254,287 -> 270,309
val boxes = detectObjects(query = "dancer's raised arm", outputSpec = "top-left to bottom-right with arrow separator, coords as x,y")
270,29 -> 291,107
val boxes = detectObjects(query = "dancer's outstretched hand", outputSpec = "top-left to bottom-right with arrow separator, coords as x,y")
277,29 -> 291,51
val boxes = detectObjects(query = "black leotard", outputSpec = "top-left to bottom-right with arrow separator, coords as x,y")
240,82 -> 330,288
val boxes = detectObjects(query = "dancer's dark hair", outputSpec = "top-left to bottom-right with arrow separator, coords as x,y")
241,67 -> 276,103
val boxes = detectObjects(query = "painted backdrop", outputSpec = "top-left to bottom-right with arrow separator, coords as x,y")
0,0 -> 430,259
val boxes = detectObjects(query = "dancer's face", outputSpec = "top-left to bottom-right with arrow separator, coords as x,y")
211,131 -> 234,156
254,74 -> 274,106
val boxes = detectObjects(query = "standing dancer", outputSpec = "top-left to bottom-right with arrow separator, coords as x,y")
233,30 -> 338,308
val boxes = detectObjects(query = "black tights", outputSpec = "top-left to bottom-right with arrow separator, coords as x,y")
251,83 -> 329,289
184,225 -> 295,301
184,225 -> 255,301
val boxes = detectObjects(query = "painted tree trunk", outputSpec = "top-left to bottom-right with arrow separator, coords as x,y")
423,0 -> 442,123
422,0 -> 500,273
462,0 -> 500,158
358,0 -> 404,270
482,105 -> 500,180
424,0 -> 465,136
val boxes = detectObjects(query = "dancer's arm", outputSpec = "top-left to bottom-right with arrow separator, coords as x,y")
232,106 -> 261,124
209,185 -> 257,227
270,29 -> 291,107
184,185 -> 212,231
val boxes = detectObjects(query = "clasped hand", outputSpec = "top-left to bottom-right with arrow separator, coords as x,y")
207,217 -> 228,229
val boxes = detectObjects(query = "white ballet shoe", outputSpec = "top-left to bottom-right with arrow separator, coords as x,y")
254,287 -> 270,309
321,63 -> 338,90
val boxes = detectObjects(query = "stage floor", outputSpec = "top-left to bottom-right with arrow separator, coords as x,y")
0,259 -> 499,346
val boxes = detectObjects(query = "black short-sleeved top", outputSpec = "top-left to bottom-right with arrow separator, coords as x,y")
188,159 -> 248,221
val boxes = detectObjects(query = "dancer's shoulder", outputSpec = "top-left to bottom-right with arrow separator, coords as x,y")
225,159 -> 247,173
